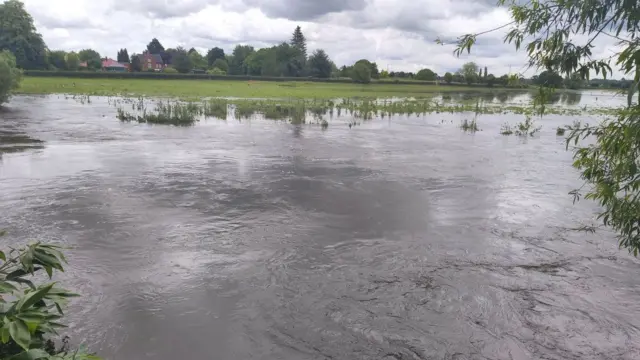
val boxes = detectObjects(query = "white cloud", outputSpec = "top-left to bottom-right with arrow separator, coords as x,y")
12,0 -> 625,78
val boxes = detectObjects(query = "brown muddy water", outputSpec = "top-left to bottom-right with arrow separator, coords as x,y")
1,92 -> 639,360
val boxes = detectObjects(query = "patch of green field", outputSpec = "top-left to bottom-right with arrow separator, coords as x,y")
18,77 -> 521,100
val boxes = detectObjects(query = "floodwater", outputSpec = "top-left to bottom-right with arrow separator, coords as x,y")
1,91 -> 639,360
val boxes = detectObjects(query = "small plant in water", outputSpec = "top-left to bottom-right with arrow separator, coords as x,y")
514,115 -> 541,137
460,118 -> 479,132
500,123 -> 514,135
556,127 -> 566,136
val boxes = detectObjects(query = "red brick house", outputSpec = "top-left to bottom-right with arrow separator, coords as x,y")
141,53 -> 165,71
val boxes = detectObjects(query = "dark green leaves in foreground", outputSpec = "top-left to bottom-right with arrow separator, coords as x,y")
0,237 -> 98,359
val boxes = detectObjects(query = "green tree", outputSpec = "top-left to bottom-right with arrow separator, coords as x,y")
228,45 -> 255,75
188,50 -> 207,70
355,59 -> 379,79
275,42 -> 304,77
416,68 -> 437,81
48,50 -> 67,70
564,72 -> 585,90
461,62 -> 479,84
65,52 -> 80,70
130,54 -> 142,72
535,70 -> 564,88
486,74 -> 496,87
444,72 -> 453,84
79,49 -> 101,70
380,69 -> 390,78
0,0 -> 48,69
483,66 -> 488,79
307,49 -> 332,78
290,26 -> 307,58
171,47 -> 192,73
454,0 -> 640,254
212,58 -> 228,73
206,47 -> 225,67
146,38 -> 164,55
116,48 -> 130,63
351,62 -> 371,84
0,51 -> 22,105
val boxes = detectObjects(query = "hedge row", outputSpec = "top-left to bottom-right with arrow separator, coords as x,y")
22,71 -> 520,88
22,71 -> 448,86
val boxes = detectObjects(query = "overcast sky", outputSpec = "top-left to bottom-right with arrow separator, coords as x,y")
15,0 -> 627,78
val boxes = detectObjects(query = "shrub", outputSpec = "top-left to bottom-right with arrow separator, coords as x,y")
163,67 -> 178,74
0,51 -> 22,105
207,68 -> 226,75
515,115 -> 541,136
0,232 -> 100,359
500,123 -> 514,135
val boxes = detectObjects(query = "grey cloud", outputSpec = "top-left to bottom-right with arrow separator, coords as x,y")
243,0 -> 366,20
111,0 -> 214,19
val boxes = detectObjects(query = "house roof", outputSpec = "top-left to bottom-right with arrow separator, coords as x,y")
143,53 -> 164,64
102,58 -> 126,68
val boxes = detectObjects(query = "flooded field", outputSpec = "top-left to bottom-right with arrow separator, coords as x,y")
1,91 -> 639,360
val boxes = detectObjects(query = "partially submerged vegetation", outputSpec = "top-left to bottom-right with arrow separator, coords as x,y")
102,92 -> 619,127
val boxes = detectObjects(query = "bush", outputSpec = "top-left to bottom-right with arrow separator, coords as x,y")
207,68 -> 226,75
163,67 -> 178,74
0,51 -> 22,105
0,232 -> 100,359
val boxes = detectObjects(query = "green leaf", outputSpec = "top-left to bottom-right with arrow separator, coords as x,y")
0,250 -> 6,262
6,349 -> 49,360
9,320 -> 31,350
17,283 -> 54,311
1,323 -> 10,343
0,281 -> 18,293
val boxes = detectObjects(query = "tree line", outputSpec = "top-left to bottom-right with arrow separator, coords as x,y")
0,0 -> 526,87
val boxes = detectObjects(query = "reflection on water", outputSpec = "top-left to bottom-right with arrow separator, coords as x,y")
0,94 -> 639,360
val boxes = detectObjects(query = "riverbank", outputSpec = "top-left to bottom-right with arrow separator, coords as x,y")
17,77 -> 526,99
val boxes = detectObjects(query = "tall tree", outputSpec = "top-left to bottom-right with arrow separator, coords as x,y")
130,54 -> 142,72
146,38 -> 165,55
79,49 -> 101,69
0,50 -> 22,105
307,49 -> 332,78
206,47 -> 225,67
355,59 -> 379,79
188,50 -> 207,70
162,48 -> 178,65
48,50 -> 67,70
228,45 -> 254,75
351,62 -> 371,83
0,0 -> 48,69
416,68 -> 437,81
212,58 -> 228,73
454,0 -> 640,254
188,47 -> 198,55
483,66 -> 488,79
461,62 -> 479,84
171,47 -> 192,73
65,52 -> 80,70
116,48 -> 130,63
290,26 -> 307,58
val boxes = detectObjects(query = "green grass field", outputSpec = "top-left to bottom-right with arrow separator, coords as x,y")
18,77 -> 518,99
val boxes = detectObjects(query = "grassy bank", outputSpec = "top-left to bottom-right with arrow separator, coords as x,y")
18,77 -> 523,99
